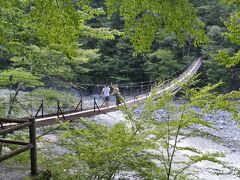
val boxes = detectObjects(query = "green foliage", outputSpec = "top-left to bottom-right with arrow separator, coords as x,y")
144,49 -> 182,80
224,13 -> 240,44
0,0 -> 124,87
0,0 -> 237,91
214,0 -> 240,67
192,0 -> 238,90
105,0 -> 207,53
144,80 -> 240,178
201,60 -> 230,89
220,0 -> 240,7
29,80 -> 240,179
38,120 -> 158,179
193,0 -> 229,26
0,68 -> 43,117
9,45 -> 100,83
26,88 -> 78,108
200,24 -> 231,89
79,38 -> 148,84
214,49 -> 240,68
10,46 -> 72,77
0,68 -> 43,87
0,0 -> 121,58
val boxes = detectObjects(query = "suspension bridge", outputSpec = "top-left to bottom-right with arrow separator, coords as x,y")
33,57 -> 202,125
0,57 -> 202,177
1,57 -> 202,127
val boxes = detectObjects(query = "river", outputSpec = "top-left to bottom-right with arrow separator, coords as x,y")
35,109 -> 240,180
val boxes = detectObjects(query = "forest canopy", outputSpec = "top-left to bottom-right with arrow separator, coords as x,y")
0,0 -> 239,90
105,0 -> 206,53
0,0 -> 206,56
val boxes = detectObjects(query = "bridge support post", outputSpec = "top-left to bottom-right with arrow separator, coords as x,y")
29,118 -> 37,175
57,101 -> 65,120
75,95 -> 83,111
41,99 -> 43,118
94,98 -> 100,112
35,99 -> 43,118
80,95 -> 83,111
57,101 -> 59,118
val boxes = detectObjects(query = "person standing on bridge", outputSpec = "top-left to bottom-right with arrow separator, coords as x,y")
111,85 -> 123,106
101,84 -> 110,108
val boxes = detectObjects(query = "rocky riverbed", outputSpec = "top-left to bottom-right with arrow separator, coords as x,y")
31,105 -> 240,180
90,109 -> 240,180
1,106 -> 240,179
190,110 -> 240,152
92,110 -> 240,153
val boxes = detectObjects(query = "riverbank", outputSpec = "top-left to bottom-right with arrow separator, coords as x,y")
1,107 -> 240,179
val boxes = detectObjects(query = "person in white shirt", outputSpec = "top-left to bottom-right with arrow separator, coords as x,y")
101,84 -> 110,108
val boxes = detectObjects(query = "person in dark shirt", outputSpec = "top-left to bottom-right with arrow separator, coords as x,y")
111,85 -> 123,106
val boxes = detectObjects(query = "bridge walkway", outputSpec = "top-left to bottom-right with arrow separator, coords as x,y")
34,57 -> 203,126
